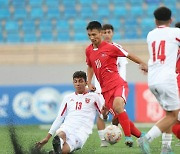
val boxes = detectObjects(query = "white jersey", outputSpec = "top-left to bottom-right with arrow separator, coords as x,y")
147,26 -> 180,85
95,42 -> 128,93
48,92 -> 102,136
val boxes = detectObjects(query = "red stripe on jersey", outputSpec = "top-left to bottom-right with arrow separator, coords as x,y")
176,38 -> 180,42
60,103 -> 67,116
94,102 -> 101,114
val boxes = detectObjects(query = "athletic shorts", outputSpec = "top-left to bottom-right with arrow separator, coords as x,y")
56,124 -> 89,152
149,83 -> 180,111
102,83 -> 128,112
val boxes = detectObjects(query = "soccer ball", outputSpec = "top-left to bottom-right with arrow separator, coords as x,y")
104,125 -> 122,144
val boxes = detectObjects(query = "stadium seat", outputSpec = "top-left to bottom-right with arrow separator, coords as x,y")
107,19 -> 121,31
23,33 -> 37,42
6,32 -> 21,43
39,20 -> 52,32
0,0 -> 9,8
79,0 -> 94,6
145,0 -> 160,4
45,0 -> 59,7
128,0 -> 143,5
29,0 -> 43,7
5,21 -> 19,33
111,0 -> 126,5
40,32 -> 54,42
113,6 -> 127,18
96,7 -> 110,19
80,7 -> 94,19
163,0 -> 176,5
130,6 -> 143,17
73,32 -> 87,41
0,33 -> 4,42
22,20 -> 36,33
146,5 -> 157,17
61,0 -> 76,8
96,0 -> 110,7
0,9 -> 10,20
46,8 -> 60,19
124,30 -> 139,39
73,19 -> 87,31
113,33 -> 122,41
63,7 -> 77,19
56,20 -> 70,32
12,0 -> 26,7
30,7 -> 44,19
57,32 -> 70,42
13,8 -> 27,20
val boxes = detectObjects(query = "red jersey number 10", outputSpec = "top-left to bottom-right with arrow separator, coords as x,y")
152,40 -> 166,63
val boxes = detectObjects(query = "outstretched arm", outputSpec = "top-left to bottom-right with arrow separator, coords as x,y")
35,133 -> 52,149
127,53 -> 148,73
87,66 -> 96,91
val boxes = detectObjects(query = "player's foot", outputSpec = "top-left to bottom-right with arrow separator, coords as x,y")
100,140 -> 109,147
137,136 -> 150,154
140,132 -> 146,137
52,136 -> 62,154
161,145 -> 174,154
125,136 -> 133,147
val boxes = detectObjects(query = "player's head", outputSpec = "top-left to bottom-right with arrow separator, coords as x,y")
102,24 -> 114,43
86,21 -> 102,46
153,6 -> 172,26
73,71 -> 87,94
175,22 -> 180,28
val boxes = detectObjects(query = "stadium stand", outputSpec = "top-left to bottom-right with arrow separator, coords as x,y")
0,0 -> 179,43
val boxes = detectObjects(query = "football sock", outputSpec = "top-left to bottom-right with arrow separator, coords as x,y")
129,120 -> 141,138
145,125 -> 162,143
162,133 -> 172,147
98,130 -> 105,140
117,111 -> 131,137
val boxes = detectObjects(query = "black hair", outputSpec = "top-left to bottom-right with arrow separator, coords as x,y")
154,6 -> 171,21
102,24 -> 114,31
86,21 -> 102,31
175,22 -> 180,28
73,71 -> 87,82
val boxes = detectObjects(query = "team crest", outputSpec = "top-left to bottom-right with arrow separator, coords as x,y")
85,98 -> 90,103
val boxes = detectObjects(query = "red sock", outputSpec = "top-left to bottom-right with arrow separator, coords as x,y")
117,111 -> 131,137
172,123 -> 180,139
129,121 -> 141,138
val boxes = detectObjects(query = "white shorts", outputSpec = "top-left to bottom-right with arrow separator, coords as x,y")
56,124 -> 89,152
149,83 -> 180,111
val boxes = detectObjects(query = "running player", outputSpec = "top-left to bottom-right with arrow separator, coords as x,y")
137,7 -> 180,154
85,21 -> 147,147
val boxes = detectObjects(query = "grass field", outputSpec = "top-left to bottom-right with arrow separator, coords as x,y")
0,124 -> 180,154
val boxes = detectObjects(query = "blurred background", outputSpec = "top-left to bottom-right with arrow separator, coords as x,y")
0,0 -> 179,125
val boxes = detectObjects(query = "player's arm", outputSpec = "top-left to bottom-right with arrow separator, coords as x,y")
127,53 -> 148,73
87,66 -> 96,91
35,97 -> 68,149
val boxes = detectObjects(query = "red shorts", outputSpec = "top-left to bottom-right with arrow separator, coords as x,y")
102,83 -> 128,114
177,74 -> 180,93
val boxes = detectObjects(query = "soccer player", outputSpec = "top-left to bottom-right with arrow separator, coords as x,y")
137,7 -> 180,154
36,71 -> 103,154
85,21 -> 148,147
96,24 -> 143,142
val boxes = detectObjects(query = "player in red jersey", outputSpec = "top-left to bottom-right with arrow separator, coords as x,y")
85,21 -> 148,147
171,22 -> 180,146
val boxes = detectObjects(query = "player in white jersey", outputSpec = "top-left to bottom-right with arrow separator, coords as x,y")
137,7 -> 180,154
36,71 -> 103,154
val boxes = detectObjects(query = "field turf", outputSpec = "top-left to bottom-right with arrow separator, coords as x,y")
0,125 -> 180,154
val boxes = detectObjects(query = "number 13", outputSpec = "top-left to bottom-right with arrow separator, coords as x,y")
152,40 -> 166,63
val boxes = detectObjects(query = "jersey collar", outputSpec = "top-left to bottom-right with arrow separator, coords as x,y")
157,25 -> 167,28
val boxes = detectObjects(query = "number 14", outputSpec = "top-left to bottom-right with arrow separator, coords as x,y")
152,40 -> 166,63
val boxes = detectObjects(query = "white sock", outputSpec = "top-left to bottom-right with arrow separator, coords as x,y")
162,133 -> 172,148
60,138 -> 64,148
98,130 -> 105,140
145,125 -> 162,143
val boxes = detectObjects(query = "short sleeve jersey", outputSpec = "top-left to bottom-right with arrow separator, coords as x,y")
86,41 -> 128,92
147,26 -> 180,85
48,92 -> 102,136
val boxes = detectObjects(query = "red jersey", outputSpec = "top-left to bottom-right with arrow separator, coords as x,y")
176,50 -> 180,90
86,41 -> 128,92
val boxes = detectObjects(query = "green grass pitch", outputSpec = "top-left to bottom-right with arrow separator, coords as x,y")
0,125 -> 180,154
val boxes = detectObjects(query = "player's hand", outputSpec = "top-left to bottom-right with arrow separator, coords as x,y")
87,83 -> 96,92
139,63 -> 148,74
101,105 -> 109,120
35,138 -> 48,149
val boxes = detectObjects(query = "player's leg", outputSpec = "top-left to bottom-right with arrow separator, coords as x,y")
96,116 -> 109,147
113,96 -> 133,147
